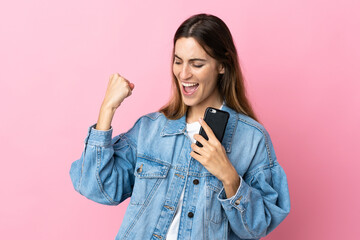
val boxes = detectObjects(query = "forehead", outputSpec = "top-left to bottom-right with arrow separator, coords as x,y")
174,37 -> 209,59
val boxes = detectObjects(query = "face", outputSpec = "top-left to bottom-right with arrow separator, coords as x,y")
173,37 -> 225,108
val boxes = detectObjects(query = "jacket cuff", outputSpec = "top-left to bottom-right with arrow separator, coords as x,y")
217,175 -> 249,212
85,123 -> 113,147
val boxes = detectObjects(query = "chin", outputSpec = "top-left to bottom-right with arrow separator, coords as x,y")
182,98 -> 200,107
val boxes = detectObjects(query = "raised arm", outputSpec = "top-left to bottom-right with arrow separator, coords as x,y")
69,73 -> 138,205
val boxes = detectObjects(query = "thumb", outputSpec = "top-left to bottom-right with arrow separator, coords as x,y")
129,82 -> 135,90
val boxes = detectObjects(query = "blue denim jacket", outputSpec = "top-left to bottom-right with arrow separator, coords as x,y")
69,102 -> 290,239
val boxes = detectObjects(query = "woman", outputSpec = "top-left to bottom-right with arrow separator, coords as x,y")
69,13 -> 290,239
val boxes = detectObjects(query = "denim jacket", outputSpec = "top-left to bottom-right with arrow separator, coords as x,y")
69,102 -> 290,240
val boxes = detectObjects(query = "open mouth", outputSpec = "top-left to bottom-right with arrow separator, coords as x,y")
182,82 -> 199,95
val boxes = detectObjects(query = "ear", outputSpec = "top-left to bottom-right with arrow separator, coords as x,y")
218,63 -> 225,74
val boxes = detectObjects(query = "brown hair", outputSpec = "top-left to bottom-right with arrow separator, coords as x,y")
159,13 -> 259,123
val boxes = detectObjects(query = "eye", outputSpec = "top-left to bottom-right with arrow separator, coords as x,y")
193,64 -> 204,68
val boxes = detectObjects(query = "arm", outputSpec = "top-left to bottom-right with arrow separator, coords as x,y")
69,118 -> 141,205
69,73 -> 137,205
217,131 -> 291,239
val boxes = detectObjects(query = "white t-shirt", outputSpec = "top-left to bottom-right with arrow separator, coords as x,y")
165,103 -> 224,239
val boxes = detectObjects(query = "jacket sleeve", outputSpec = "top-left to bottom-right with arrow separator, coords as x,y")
217,129 -> 290,239
69,118 -> 141,205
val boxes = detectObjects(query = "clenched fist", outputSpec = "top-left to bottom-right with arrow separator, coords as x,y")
101,73 -> 135,110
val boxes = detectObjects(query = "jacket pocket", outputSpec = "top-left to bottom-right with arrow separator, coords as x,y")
206,175 -> 226,224
130,154 -> 170,205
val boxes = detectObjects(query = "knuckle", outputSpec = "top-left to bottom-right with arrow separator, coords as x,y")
112,73 -> 119,80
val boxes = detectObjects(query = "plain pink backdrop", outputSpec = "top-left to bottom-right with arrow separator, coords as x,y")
1,0 -> 359,239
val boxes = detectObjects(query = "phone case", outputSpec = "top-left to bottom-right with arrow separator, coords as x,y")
195,107 -> 230,148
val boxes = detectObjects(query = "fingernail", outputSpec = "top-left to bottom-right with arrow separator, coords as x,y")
199,117 -> 202,123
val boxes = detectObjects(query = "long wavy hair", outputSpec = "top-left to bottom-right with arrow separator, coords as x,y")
159,13 -> 259,123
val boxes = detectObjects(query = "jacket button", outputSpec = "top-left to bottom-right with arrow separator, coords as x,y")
235,196 -> 243,205
193,179 -> 199,185
188,212 -> 194,218
137,164 -> 143,173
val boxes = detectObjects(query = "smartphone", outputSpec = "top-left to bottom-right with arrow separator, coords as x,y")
195,107 -> 230,148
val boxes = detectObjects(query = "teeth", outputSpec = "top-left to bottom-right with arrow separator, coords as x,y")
182,82 -> 199,87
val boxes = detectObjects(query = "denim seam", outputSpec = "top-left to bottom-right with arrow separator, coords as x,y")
123,202 -> 148,239
162,176 -> 185,236
208,196 -> 224,224
244,162 -> 272,180
229,178 -> 250,212
122,134 -> 137,151
237,118 -> 273,165
113,135 -> 138,171
125,178 -> 164,237
130,166 -> 168,205
225,113 -> 239,153
222,217 -> 228,240
136,153 -> 171,168
270,162 -> 280,190
94,146 -> 117,205
177,153 -> 193,239
203,217 -> 206,239
206,179 -> 222,192
240,209 -> 256,238
144,112 -> 162,120
87,140 -> 111,147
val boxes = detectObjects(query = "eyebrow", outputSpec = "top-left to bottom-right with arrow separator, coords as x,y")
174,54 -> 207,62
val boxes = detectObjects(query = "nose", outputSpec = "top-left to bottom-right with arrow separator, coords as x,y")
179,63 -> 192,80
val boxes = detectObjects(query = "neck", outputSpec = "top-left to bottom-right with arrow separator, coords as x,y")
186,91 -> 223,124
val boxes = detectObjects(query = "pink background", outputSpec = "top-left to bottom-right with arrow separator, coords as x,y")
1,0 -> 359,239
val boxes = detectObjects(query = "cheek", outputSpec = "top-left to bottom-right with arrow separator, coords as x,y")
199,72 -> 217,89
173,63 -> 181,75
172,65 -> 177,76
197,67 -> 216,82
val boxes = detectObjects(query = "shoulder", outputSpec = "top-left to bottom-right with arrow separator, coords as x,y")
142,111 -> 164,120
232,111 -> 276,164
236,112 -> 270,138
119,111 -> 166,145
223,105 -> 269,139
138,111 -> 166,122
132,111 -> 167,129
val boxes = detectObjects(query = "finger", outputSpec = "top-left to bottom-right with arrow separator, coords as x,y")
126,84 -> 133,96
194,134 -> 211,149
199,117 -> 217,142
127,89 -> 132,97
121,77 -> 129,83
129,82 -> 135,90
191,143 -> 207,156
124,79 -> 135,90
190,150 -> 205,163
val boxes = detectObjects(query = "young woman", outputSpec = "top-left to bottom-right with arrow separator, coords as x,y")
69,13 -> 290,240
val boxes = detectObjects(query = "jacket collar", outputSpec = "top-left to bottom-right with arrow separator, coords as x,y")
160,102 -> 238,153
